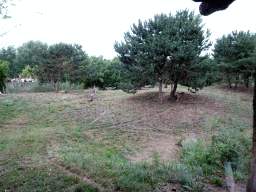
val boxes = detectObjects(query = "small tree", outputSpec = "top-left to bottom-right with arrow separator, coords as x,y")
19,65 -> 37,78
0,61 -> 9,93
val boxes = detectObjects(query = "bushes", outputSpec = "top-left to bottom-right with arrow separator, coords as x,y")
30,82 -> 53,93
118,83 -> 137,94
59,81 -> 83,91
180,120 -> 252,182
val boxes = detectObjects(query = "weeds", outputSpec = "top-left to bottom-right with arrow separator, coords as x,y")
180,119 -> 251,186
0,85 -> 252,191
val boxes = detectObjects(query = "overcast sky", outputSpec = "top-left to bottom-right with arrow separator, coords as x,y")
0,0 -> 255,60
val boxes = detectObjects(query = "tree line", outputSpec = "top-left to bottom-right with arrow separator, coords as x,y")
0,9 -> 255,99
0,41 -> 126,93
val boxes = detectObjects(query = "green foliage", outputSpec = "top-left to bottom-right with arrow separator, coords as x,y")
19,65 -> 37,78
75,183 -> 100,192
0,46 -> 17,77
34,43 -> 88,92
0,161 -> 85,192
83,56 -> 125,89
118,82 -> 137,94
0,60 -> 9,92
180,119 -> 252,181
185,55 -> 222,90
0,0 -> 13,20
0,96 -> 28,125
213,30 -> 256,86
63,44 -> 88,89
14,40 -> 48,78
59,81 -> 83,91
176,136 -> 185,147
29,82 -> 53,93
114,10 -> 212,97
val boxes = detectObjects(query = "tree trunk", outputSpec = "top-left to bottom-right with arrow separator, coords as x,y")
68,81 -> 72,93
56,75 -> 61,93
246,42 -> 256,192
159,76 -> 163,104
169,78 -> 178,100
244,77 -> 249,88
235,75 -> 239,89
228,75 -> 232,88
51,75 -> 55,91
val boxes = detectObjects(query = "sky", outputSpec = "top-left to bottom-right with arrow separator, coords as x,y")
0,0 -> 255,60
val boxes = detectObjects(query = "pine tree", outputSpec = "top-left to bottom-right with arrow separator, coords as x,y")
114,10 -> 211,104
213,30 -> 255,88
63,44 -> 88,93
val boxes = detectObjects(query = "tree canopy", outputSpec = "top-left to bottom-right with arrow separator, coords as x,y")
34,42 -> 88,92
83,56 -> 124,89
213,30 -> 256,88
0,46 -> 16,78
14,40 -> 48,78
19,65 -> 37,79
114,9 -> 211,103
0,60 -> 9,93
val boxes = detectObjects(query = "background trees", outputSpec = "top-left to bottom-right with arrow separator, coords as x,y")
19,65 -> 37,79
213,30 -> 256,88
14,40 -> 48,78
0,46 -> 16,78
63,44 -> 88,93
114,10 -> 211,103
34,43 -> 88,93
83,56 -> 124,89
0,61 -> 9,93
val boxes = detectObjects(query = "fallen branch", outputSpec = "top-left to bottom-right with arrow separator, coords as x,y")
90,111 -> 106,125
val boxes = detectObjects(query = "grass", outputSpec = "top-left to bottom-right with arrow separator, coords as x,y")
0,84 -> 252,191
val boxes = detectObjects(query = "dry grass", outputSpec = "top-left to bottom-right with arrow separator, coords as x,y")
0,84 -> 252,191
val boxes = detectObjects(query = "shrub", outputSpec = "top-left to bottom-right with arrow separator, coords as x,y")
180,123 -> 252,182
30,82 -> 53,93
6,83 -> 23,93
59,81 -> 83,91
118,83 -> 137,94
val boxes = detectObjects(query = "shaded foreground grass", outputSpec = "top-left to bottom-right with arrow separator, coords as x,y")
0,85 -> 252,191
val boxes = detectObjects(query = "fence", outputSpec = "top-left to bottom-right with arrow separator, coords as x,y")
5,82 -> 35,93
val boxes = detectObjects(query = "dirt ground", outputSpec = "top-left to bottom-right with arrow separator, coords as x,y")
5,85 -> 251,191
